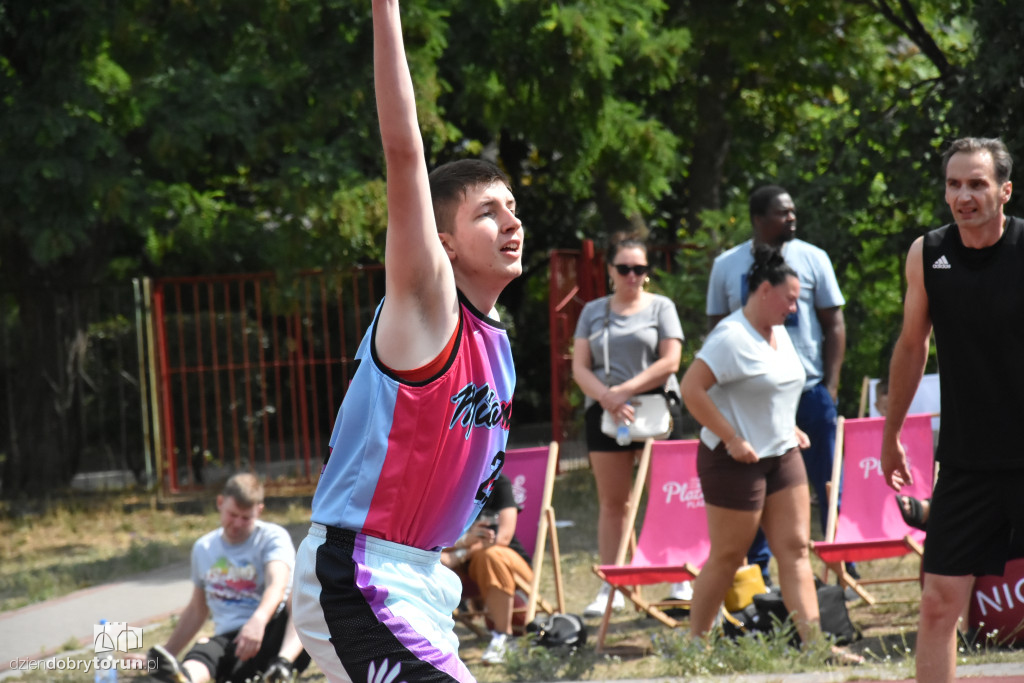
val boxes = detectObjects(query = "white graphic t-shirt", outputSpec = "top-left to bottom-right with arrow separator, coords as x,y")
190,520 -> 295,635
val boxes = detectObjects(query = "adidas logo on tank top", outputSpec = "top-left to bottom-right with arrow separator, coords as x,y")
932,255 -> 951,270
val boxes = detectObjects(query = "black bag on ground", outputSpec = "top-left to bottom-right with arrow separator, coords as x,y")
816,584 -> 860,645
750,585 -> 860,645
526,613 -> 588,649
720,603 -> 770,639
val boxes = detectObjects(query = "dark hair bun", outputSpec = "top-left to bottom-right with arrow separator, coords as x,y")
747,244 -> 796,290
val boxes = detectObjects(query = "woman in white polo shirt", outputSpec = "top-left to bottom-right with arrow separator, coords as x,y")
681,244 -> 821,647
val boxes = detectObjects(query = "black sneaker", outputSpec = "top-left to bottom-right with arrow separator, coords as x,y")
148,644 -> 190,683
261,656 -> 295,683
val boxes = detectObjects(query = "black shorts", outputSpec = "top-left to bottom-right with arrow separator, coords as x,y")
584,394 -> 683,452
923,466 -> 1024,577
182,607 -> 310,682
697,442 -> 807,511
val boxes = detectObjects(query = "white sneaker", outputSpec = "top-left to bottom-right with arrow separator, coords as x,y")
669,580 -> 693,601
481,632 -> 508,665
583,584 -> 624,617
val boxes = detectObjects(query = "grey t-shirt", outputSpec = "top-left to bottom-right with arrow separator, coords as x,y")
696,308 -> 805,458
574,293 -> 684,407
191,519 -> 295,635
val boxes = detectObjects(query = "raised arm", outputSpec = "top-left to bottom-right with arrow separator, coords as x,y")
881,237 -> 933,490
372,0 -> 458,370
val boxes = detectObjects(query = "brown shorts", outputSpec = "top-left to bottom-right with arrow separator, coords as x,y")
697,441 -> 807,511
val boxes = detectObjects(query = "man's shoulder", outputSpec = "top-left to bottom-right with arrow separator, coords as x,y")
785,238 -> 839,277
712,239 -> 753,265
192,527 -> 223,553
786,237 -> 831,258
925,222 -> 954,237
254,519 -> 292,540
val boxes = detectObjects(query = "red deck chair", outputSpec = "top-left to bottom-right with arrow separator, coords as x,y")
454,442 -> 566,637
592,438 -> 709,652
810,414 -> 935,604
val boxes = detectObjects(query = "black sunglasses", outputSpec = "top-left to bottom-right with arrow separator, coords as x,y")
613,264 -> 650,276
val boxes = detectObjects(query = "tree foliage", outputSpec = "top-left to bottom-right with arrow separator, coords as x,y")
1,0 -> 1021,494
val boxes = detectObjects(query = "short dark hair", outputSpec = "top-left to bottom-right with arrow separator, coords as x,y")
942,137 -> 1013,184
747,243 -> 797,291
428,159 -> 511,234
605,231 -> 647,263
222,472 -> 264,507
749,184 -> 789,221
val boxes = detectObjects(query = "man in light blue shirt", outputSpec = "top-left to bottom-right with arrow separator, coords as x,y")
706,185 -> 847,582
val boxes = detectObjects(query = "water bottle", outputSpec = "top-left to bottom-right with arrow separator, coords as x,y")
616,423 -> 631,446
95,620 -> 118,683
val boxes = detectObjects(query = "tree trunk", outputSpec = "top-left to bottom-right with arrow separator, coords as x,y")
686,40 -> 734,238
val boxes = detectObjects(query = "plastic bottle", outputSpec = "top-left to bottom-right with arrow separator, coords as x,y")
95,620 -> 118,683
616,423 -> 631,446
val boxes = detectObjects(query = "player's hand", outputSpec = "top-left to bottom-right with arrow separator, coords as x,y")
795,427 -> 811,450
233,615 -> 267,661
881,438 -> 913,491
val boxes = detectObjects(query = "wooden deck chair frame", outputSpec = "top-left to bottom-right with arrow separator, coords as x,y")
810,415 -> 933,605
453,442 -> 566,638
591,438 -> 706,653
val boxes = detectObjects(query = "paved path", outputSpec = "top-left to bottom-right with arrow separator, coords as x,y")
0,560 -> 192,673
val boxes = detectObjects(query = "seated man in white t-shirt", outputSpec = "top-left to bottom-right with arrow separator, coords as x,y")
137,473 -> 310,683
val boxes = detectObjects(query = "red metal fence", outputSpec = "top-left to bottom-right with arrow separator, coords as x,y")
548,241 -> 606,444
150,268 -> 384,493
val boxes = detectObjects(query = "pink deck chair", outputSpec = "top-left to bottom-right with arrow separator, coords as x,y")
810,414 -> 935,604
592,439 -> 709,652
454,442 -> 565,637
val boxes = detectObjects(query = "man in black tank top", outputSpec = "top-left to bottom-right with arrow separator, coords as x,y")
881,137 -> 1023,683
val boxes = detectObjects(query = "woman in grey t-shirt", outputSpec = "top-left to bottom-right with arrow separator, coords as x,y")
572,234 -> 685,616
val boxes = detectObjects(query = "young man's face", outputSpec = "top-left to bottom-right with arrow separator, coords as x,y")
218,495 -> 262,545
444,180 -> 523,285
755,193 -> 797,246
945,150 -> 1012,232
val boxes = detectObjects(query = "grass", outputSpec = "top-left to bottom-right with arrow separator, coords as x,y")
0,495 -> 312,613
2,468 -> 1021,681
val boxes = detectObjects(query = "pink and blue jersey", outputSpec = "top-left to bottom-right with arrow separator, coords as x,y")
310,295 -> 515,551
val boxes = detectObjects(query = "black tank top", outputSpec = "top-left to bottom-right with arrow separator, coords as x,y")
922,216 -> 1024,470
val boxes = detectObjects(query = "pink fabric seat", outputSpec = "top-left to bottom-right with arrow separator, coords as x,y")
810,414 -> 935,604
592,439 -> 709,651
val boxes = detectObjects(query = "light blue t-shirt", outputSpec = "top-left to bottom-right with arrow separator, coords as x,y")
191,519 -> 295,635
706,238 -> 844,389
